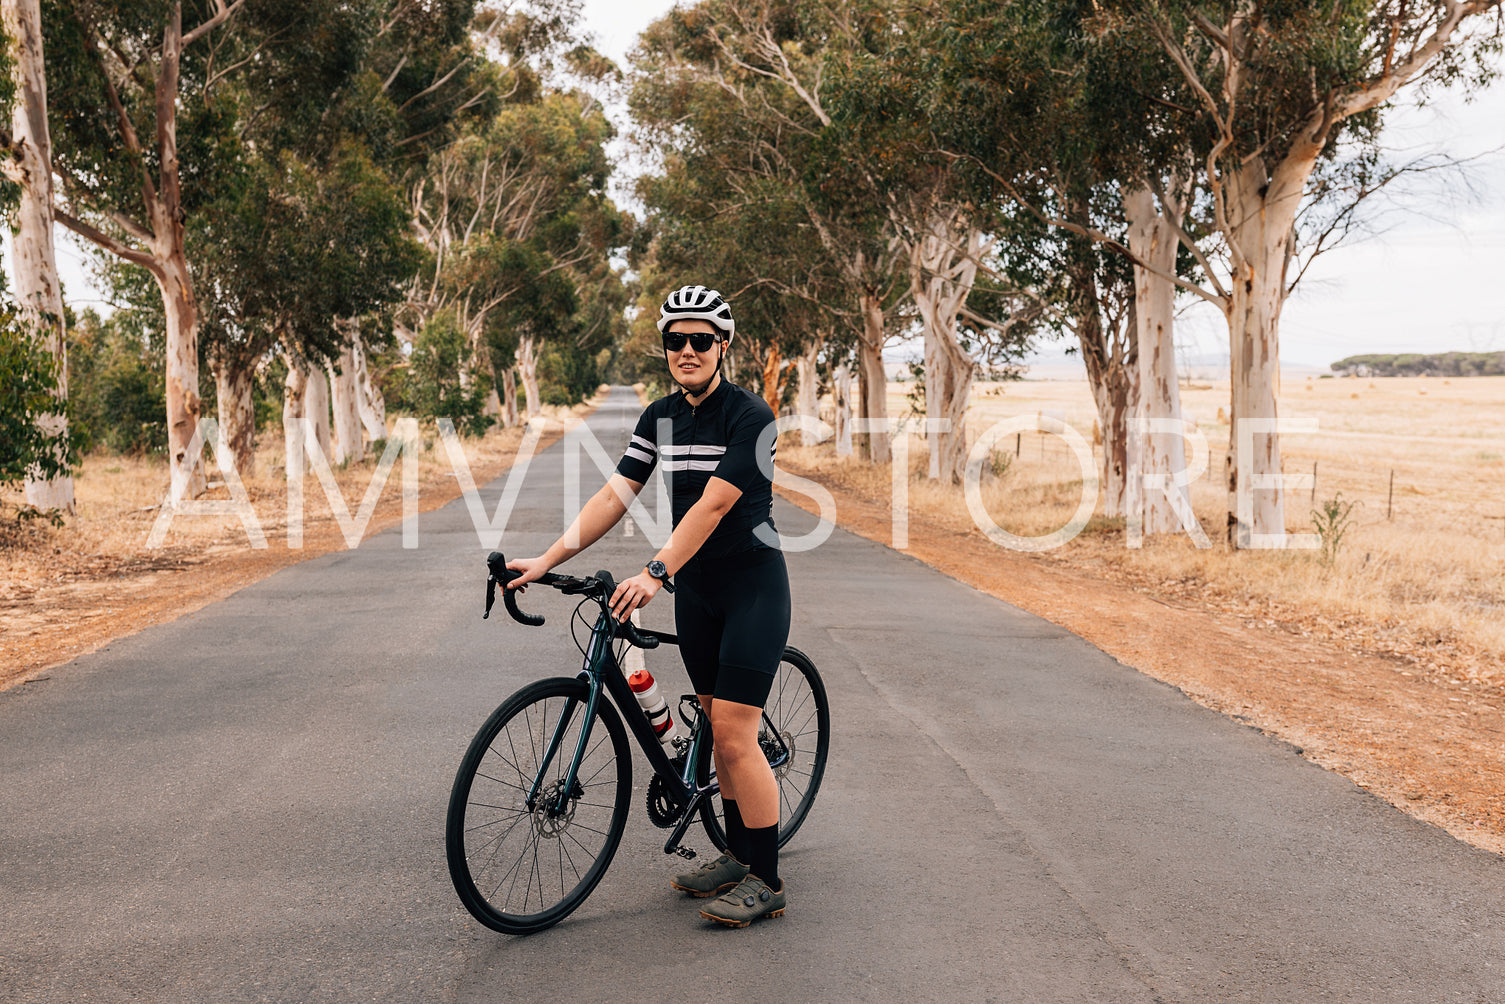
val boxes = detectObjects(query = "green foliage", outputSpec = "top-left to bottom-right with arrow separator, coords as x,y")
67,309 -> 167,456
0,311 -> 80,490
1311,492 -> 1360,568
197,140 -> 422,372
629,0 -> 906,373
536,341 -> 599,406
386,312 -> 491,436
986,448 -> 1014,481
1330,352 -> 1505,377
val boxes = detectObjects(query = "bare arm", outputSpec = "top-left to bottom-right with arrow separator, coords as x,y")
648,476 -> 741,577
506,474 -> 643,586
608,476 -> 742,620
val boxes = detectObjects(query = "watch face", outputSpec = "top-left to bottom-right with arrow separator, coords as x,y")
648,560 -> 667,578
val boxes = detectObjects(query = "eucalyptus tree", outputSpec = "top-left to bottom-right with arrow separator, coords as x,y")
405,84 -> 621,420
1123,0 -> 1505,545
43,0 -> 257,499
2,0 -> 73,511
197,144 -> 420,473
630,0 -> 905,462
896,0 -> 1208,523
825,25 -> 1048,484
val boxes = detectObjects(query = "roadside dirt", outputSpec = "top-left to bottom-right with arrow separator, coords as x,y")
773,460 -> 1505,858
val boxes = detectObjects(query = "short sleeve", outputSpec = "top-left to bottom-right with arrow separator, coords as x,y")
712,399 -> 776,492
616,406 -> 659,483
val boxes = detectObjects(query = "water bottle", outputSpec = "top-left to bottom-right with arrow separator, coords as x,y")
628,668 -> 679,749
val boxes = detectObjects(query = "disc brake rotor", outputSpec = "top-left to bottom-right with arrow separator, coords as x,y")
533,778 -> 583,838
761,729 -> 796,781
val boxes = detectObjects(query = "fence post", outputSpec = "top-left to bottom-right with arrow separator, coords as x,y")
1310,460 -> 1317,505
1387,469 -> 1394,520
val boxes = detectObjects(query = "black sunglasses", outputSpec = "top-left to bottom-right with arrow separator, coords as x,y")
662,330 -> 721,354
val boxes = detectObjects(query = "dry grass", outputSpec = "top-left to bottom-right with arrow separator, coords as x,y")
789,374 -> 1505,691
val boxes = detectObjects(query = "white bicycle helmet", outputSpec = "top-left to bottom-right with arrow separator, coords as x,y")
656,284 -> 735,341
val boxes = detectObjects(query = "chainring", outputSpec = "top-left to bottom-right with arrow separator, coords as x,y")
645,774 -> 685,829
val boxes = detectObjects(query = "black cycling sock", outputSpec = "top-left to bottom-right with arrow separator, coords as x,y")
723,799 -> 748,864
745,823 -> 779,892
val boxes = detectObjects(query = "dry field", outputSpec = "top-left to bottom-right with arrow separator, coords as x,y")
0,399 -> 596,689
853,373 -> 1505,686
771,373 -> 1505,854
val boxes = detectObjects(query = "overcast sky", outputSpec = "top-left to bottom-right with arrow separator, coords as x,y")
47,0 -> 1505,372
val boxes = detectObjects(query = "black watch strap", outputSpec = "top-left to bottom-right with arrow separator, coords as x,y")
646,559 -> 675,593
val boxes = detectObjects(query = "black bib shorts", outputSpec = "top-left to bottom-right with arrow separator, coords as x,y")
674,547 -> 791,709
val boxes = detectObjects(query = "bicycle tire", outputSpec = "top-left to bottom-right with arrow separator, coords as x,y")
446,677 -> 631,934
697,646 -> 830,851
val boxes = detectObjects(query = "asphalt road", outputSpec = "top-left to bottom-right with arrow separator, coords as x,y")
3,386 -> 1502,1003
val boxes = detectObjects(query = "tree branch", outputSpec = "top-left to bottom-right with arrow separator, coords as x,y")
182,0 -> 246,47
54,206 -> 160,273
72,11 -> 158,211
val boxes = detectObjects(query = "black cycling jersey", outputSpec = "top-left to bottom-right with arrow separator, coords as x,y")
614,379 -> 778,559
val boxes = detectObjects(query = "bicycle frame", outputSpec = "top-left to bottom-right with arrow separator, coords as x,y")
527,604 -> 721,856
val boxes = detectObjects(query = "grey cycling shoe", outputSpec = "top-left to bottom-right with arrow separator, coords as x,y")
670,853 -> 749,898
699,874 -> 786,927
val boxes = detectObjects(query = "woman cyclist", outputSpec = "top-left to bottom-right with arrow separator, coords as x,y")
505,284 -> 791,928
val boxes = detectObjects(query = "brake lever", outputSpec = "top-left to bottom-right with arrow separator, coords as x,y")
484,550 -> 545,626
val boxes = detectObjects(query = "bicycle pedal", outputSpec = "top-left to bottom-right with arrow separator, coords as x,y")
674,846 -> 698,860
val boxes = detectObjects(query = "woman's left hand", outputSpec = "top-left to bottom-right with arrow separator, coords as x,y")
609,572 -> 661,622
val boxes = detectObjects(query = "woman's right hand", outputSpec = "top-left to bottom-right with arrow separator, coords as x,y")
505,555 -> 552,591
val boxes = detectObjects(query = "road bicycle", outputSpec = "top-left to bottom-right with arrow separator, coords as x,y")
445,551 -> 830,935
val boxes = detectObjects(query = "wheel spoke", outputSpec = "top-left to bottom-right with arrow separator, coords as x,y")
447,680 -> 634,932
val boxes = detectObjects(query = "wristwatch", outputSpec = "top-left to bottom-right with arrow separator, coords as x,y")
645,559 -> 675,593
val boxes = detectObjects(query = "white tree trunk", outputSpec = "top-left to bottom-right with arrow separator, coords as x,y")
855,291 -> 891,464
6,0 -> 73,513
1124,184 -> 1190,535
501,367 -> 520,428
466,316 -> 503,419
1077,296 -> 1137,520
213,353 -> 257,479
1087,362 -> 1138,519
304,361 -> 332,461
157,252 -> 207,500
329,339 -> 363,466
909,212 -> 982,484
517,335 -> 542,419
833,363 -> 853,457
796,340 -> 820,445
351,336 -> 387,441
282,359 -> 307,472
1222,154 -> 1312,546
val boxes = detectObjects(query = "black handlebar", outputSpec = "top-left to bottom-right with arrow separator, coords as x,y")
484,551 -> 660,649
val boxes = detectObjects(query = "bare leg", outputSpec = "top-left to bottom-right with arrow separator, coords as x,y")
697,694 -> 735,802
709,699 -> 777,829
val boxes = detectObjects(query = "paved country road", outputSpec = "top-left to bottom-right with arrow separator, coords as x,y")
3,387 -> 1502,1003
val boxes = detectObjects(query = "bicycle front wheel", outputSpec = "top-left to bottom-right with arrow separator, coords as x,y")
698,646 -> 830,850
446,677 -> 631,935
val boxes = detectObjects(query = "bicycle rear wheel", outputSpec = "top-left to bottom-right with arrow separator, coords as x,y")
697,646 -> 830,850
446,677 -> 631,934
